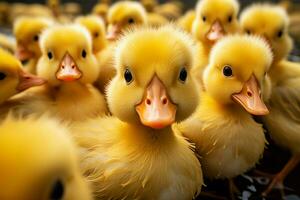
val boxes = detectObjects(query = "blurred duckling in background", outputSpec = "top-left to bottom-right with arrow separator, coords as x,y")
71,25 -> 203,199
192,0 -> 240,79
0,48 -> 45,105
154,0 -> 183,21
75,15 -> 107,54
12,25 -> 107,121
0,34 -> 15,54
177,10 -> 196,33
0,115 -> 92,200
240,4 -> 300,196
177,35 -> 272,196
13,16 -> 53,74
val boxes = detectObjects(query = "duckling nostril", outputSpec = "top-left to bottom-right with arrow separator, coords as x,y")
146,99 -> 151,105
62,65 -> 65,69
71,65 -> 75,69
247,91 -> 252,97
162,98 -> 168,105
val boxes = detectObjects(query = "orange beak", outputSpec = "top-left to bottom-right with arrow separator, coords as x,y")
206,20 -> 225,43
232,75 -> 269,116
106,24 -> 122,41
56,53 -> 82,82
136,76 -> 177,129
15,44 -> 34,61
17,70 -> 46,92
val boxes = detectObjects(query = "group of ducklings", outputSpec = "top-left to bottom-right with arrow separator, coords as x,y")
0,0 -> 299,199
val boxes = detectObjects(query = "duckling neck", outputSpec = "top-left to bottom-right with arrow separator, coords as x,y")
52,82 -> 90,99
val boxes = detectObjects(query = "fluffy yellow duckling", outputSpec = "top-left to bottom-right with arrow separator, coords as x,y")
240,4 -> 300,195
154,1 -> 182,21
192,0 -> 240,79
0,115 -> 92,200
0,48 -> 45,105
177,35 -> 272,194
106,1 -> 147,41
75,15 -> 107,54
13,16 -> 53,74
92,3 -> 109,23
72,25 -> 203,199
13,25 -> 107,122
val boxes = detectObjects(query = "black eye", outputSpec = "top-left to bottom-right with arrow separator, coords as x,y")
0,72 -> 6,80
277,30 -> 283,38
94,32 -> 99,38
82,49 -> 87,58
49,180 -> 64,200
33,35 -> 39,42
223,65 -> 233,77
47,52 -> 53,60
202,16 -> 206,22
228,15 -> 232,23
128,18 -> 135,24
179,68 -> 187,83
124,68 -> 133,84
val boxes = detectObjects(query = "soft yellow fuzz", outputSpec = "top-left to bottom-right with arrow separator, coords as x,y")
0,115 -> 92,200
9,24 -> 107,121
178,35 -> 272,179
0,48 -> 23,104
13,16 -> 53,73
75,15 -> 107,54
72,25 -> 203,200
240,3 -> 292,63
108,1 -> 147,30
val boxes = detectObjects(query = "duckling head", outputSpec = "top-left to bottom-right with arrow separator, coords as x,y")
107,25 -> 199,129
106,1 -> 147,41
75,15 -> 107,54
37,24 -> 99,86
0,48 -> 45,104
240,4 -> 292,63
0,116 -> 92,200
13,16 -> 53,62
203,35 -> 273,115
192,0 -> 240,47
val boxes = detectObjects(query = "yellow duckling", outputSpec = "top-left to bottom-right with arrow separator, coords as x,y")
13,16 -> 53,74
240,4 -> 300,195
177,10 -> 196,33
75,15 -> 107,54
192,0 -> 240,79
0,115 -> 92,200
106,1 -> 147,41
177,35 -> 272,195
13,24 -> 107,122
92,3 -> 109,24
0,34 -> 16,54
71,25 -> 203,199
0,48 -> 45,105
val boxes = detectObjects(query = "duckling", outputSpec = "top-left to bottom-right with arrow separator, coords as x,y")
240,4 -> 300,196
177,35 -> 272,195
0,48 -> 45,105
92,3 -> 109,23
177,10 -> 196,33
192,0 -> 240,79
13,16 -> 53,74
154,1 -> 182,21
75,15 -> 107,54
13,24 -> 107,122
0,115 -> 92,200
0,34 -> 16,54
106,1 -> 147,41
71,25 -> 203,199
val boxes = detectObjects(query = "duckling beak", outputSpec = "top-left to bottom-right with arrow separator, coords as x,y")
56,53 -> 82,82
206,20 -> 225,42
17,70 -> 46,92
136,75 -> 177,129
106,24 -> 122,41
232,75 -> 269,116
15,44 -> 34,61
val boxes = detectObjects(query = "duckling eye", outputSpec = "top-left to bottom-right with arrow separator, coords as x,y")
277,30 -> 283,38
228,15 -> 233,23
178,68 -> 187,83
128,18 -> 135,24
94,32 -> 99,38
81,49 -> 87,58
47,52 -> 53,60
222,65 -> 233,77
0,72 -> 6,80
202,16 -> 206,22
124,68 -> 133,84
33,35 -> 39,42
49,179 -> 64,200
